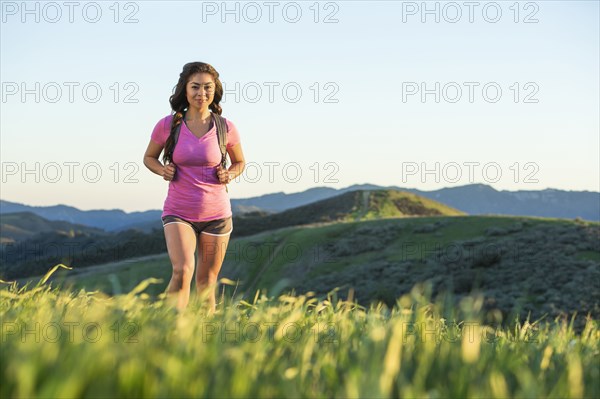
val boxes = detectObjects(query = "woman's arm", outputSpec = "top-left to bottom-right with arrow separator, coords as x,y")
226,143 -> 246,180
143,140 -> 166,177
217,143 -> 246,183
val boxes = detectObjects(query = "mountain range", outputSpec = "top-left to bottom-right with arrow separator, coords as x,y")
1,183 -> 598,234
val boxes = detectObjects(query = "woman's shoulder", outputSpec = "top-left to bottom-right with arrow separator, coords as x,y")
151,114 -> 176,145
220,115 -> 236,131
160,113 -> 175,125
220,116 -> 241,147
153,114 -> 178,133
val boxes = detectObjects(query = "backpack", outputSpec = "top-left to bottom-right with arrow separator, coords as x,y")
172,111 -> 230,192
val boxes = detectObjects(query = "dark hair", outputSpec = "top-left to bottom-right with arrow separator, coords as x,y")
162,62 -> 224,164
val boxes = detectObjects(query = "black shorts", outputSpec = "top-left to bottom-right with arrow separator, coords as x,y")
161,215 -> 233,236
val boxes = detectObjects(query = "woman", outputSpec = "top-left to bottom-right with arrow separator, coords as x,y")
143,62 -> 246,314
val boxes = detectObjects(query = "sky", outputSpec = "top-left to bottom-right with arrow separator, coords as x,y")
1,0 -> 598,212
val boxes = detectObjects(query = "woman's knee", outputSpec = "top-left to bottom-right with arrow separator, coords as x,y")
196,270 -> 218,285
172,262 -> 195,281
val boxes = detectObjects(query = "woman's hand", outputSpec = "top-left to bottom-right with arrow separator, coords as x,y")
162,162 -> 176,181
216,165 -> 232,184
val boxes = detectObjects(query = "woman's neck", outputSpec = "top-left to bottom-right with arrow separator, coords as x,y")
185,107 -> 211,122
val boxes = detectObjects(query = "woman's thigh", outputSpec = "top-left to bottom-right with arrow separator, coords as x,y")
196,231 -> 231,277
163,221 -> 198,271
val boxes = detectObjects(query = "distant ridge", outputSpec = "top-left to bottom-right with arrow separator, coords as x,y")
0,201 -> 161,232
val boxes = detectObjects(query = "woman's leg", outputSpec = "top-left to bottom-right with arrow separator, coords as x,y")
163,222 -> 198,310
196,231 -> 231,315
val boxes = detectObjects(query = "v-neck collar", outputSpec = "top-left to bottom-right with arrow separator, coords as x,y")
182,118 -> 215,140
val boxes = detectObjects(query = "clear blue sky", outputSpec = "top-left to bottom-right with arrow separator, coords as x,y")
1,0 -> 598,212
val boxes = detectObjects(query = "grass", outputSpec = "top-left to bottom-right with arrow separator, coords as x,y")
26,256 -> 173,297
1,272 -> 598,399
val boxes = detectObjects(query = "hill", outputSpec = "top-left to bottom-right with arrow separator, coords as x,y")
225,216 -> 600,330
0,211 -> 165,280
231,189 -> 465,236
0,211 -> 107,244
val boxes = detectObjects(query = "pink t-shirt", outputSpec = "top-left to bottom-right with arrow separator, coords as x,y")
150,113 -> 241,222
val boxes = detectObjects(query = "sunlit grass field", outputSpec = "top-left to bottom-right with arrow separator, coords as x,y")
1,267 -> 599,399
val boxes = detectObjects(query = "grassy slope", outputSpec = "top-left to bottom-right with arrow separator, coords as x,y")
35,214 -> 600,332
360,190 -> 465,219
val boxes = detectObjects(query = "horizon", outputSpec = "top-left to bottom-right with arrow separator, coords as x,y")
1,1 -> 598,213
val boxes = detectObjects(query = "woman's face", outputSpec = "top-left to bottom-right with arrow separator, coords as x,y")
186,72 -> 215,109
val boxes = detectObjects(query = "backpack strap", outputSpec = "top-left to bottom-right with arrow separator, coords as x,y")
173,111 -> 184,147
212,114 -> 228,167
212,113 -> 230,192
